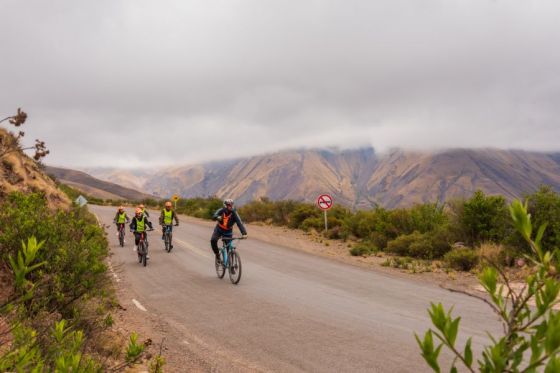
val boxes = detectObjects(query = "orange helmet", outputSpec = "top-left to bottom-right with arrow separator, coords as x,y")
165,201 -> 172,208
135,207 -> 142,215
118,206 -> 124,211
139,204 -> 145,209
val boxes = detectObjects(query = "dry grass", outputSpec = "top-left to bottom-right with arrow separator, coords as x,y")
0,129 -> 70,209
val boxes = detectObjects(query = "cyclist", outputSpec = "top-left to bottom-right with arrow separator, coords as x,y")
139,204 -> 150,218
211,199 -> 247,262
113,206 -> 130,236
130,207 -> 153,257
159,201 -> 179,247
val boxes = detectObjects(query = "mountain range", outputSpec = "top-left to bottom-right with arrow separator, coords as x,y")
80,147 -> 560,209
45,166 -> 154,201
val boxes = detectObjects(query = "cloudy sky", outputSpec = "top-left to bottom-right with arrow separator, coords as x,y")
1,0 -> 559,168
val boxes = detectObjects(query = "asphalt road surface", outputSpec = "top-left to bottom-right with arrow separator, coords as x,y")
91,205 -> 501,373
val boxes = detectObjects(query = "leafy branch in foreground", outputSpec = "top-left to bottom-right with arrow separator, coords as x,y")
416,199 -> 560,372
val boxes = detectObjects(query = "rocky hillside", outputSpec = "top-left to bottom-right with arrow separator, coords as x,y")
0,129 -> 69,208
86,147 -> 560,209
45,166 -> 155,201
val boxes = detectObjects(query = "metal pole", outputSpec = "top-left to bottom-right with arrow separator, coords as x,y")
324,210 -> 328,233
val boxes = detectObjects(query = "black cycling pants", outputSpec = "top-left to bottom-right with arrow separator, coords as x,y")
210,226 -> 232,255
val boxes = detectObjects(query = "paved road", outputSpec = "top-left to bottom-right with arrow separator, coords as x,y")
92,205 -> 500,372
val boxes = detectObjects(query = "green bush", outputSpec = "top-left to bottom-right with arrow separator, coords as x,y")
417,200 -> 560,372
0,192 -> 112,371
175,197 -> 222,219
444,248 -> 479,271
525,185 -> 560,251
458,190 -> 510,246
349,242 -> 378,257
386,231 -> 424,257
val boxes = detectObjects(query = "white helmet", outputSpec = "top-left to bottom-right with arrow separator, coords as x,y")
223,199 -> 234,207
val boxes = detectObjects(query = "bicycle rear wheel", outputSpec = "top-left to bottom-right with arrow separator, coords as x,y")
215,251 -> 226,279
229,251 -> 242,284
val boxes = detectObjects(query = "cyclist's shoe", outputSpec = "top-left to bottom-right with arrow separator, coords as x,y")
214,253 -> 221,263
146,255 -> 150,259
161,234 -> 164,240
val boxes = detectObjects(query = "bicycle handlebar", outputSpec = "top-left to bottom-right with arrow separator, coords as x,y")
221,236 -> 247,241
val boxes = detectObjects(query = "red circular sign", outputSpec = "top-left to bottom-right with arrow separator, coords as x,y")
317,194 -> 333,210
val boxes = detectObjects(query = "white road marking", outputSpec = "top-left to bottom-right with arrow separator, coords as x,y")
132,299 -> 147,312
175,238 -> 212,259
93,213 -> 102,227
107,262 -> 121,283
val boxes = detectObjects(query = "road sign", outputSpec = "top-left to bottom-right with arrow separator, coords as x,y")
317,194 -> 333,233
75,195 -> 88,207
172,194 -> 179,202
317,194 -> 333,211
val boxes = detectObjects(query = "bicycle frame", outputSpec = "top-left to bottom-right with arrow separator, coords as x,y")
220,237 -> 242,267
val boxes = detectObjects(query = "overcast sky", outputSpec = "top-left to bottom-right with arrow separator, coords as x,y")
1,1 -> 559,168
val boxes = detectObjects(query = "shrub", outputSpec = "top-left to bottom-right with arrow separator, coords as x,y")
444,247 -> 479,271
386,231 -> 424,257
349,242 -> 378,257
288,204 -> 321,229
0,192 -> 113,371
417,199 -> 560,372
459,190 -> 510,246
125,332 -> 145,363
526,185 -> 560,251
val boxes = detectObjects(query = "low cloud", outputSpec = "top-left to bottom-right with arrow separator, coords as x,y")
1,0 -> 559,168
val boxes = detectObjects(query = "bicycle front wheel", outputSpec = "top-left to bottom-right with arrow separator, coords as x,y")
119,231 -> 125,247
229,251 -> 242,285
215,251 -> 226,279
165,233 -> 172,252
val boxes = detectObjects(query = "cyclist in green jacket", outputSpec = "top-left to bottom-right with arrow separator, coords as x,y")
130,207 -> 153,256
113,206 -> 130,233
159,201 -> 179,243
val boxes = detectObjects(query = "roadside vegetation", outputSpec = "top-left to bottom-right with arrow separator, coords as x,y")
81,186 -> 560,274
0,110 -> 155,371
417,200 -> 560,372
0,192 -> 158,371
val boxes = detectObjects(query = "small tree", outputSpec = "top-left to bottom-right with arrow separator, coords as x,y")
416,199 -> 560,372
461,190 -> 510,246
0,108 -> 50,161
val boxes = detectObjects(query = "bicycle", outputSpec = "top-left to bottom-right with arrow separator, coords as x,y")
215,237 -> 245,285
133,229 -> 153,267
117,224 -> 126,247
163,224 -> 178,253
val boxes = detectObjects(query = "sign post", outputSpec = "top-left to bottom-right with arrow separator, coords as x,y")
317,194 -> 333,233
172,194 -> 180,209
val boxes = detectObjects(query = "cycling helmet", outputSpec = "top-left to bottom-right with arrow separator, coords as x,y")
139,204 -> 145,209
118,206 -> 124,211
135,207 -> 142,215
223,199 -> 234,207
165,201 -> 172,208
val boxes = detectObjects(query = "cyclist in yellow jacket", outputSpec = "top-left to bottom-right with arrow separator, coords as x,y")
159,201 -> 179,243
130,207 -> 153,255
113,206 -> 130,233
